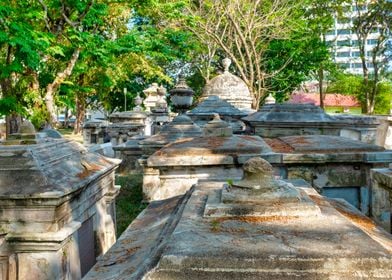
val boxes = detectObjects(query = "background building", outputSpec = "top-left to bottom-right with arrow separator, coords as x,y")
325,2 -> 391,74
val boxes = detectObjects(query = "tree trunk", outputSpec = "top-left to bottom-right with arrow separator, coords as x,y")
74,96 -> 85,135
318,67 -> 324,110
363,70 -> 370,114
6,113 -> 22,138
359,42 -> 370,114
44,48 -> 81,126
64,106 -> 69,128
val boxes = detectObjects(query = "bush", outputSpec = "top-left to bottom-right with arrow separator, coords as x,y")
374,81 -> 392,115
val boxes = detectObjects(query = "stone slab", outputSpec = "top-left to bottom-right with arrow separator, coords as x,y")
149,182 -> 392,279
372,168 -> 392,190
280,135 -> 384,153
83,195 -> 186,280
204,186 -> 321,218
0,139 -> 120,199
89,181 -> 392,279
147,135 -> 271,167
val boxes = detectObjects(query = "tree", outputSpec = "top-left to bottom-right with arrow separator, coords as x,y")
147,0 -> 306,110
352,0 -> 392,114
304,0 -> 347,109
0,0 -> 51,134
37,0 -> 101,126
66,5 -> 199,133
327,72 -> 392,114
264,34 -> 329,103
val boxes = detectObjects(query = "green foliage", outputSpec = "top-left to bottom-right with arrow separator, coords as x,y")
327,73 -> 392,114
265,36 -> 329,102
327,73 -> 364,97
0,96 -> 25,117
374,81 -> 392,115
0,0 -> 197,126
29,106 -> 49,129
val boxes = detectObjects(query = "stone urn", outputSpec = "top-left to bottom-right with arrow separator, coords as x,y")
134,93 -> 143,111
169,76 -> 194,113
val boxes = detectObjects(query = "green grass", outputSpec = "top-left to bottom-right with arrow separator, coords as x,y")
325,106 -> 362,115
58,128 -> 83,143
58,128 -> 74,135
115,174 -> 147,237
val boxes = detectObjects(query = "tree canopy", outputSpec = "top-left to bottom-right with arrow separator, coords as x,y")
1,0 -> 390,134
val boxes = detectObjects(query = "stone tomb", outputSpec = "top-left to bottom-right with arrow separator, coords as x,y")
371,164 -> 392,233
187,95 -> 248,134
263,135 -> 392,214
112,135 -> 147,174
142,116 -> 272,201
139,114 -> 202,157
143,122 -> 392,214
113,115 -> 202,174
86,158 -> 392,279
0,137 -> 120,279
243,103 -> 380,144
376,116 -> 392,149
107,111 -> 148,146
83,119 -> 109,145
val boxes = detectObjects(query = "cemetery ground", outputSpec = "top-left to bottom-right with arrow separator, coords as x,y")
58,128 -> 83,143
115,174 -> 147,237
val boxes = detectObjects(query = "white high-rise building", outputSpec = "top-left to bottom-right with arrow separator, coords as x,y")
325,2 -> 390,74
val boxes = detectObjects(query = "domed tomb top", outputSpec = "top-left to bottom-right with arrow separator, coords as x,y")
202,58 -> 253,110
188,95 -> 247,118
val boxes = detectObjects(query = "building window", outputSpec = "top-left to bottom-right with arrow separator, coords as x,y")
337,40 -> 350,46
326,30 -> 336,36
326,41 -> 334,47
353,63 -> 363,68
337,51 -> 350,57
367,39 -> 378,45
340,63 -> 350,69
338,29 -> 351,35
352,51 -> 361,57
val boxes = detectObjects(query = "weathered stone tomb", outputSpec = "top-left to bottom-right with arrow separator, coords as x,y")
107,111 -> 148,146
243,103 -> 380,144
371,164 -> 392,233
113,115 -> 201,174
142,116 -> 271,201
86,158 -> 392,279
142,114 -> 392,213
187,95 -> 248,134
0,132 -> 120,279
